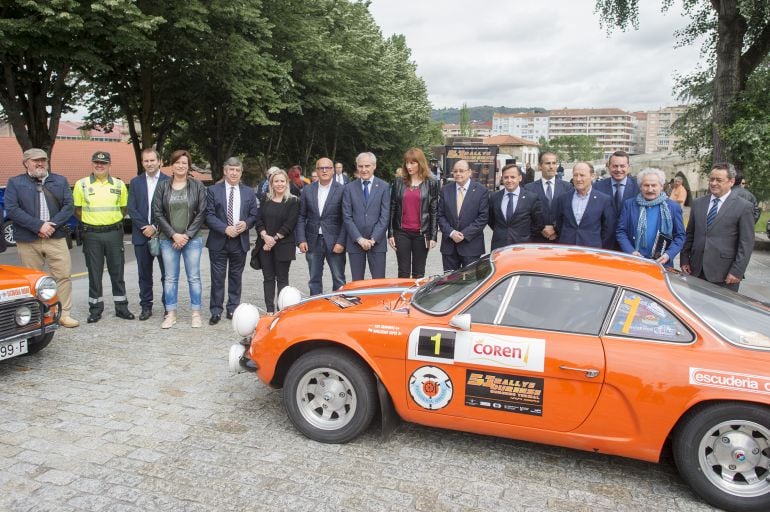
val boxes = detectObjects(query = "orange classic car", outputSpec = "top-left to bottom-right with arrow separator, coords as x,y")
0,265 -> 60,362
229,245 -> 770,512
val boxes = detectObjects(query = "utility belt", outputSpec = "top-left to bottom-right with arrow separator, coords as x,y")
81,222 -> 123,233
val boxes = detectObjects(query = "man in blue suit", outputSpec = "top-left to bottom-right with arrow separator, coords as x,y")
205,157 -> 259,324
437,159 -> 489,271
342,152 -> 390,280
128,148 -> 170,321
555,162 -> 615,249
594,151 -> 638,249
297,157 -> 347,295
333,162 -> 349,185
488,164 -> 543,250
525,151 -> 572,242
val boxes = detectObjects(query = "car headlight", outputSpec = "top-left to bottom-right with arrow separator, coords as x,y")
15,306 -> 32,326
35,276 -> 57,302
232,303 -> 260,337
277,286 -> 302,311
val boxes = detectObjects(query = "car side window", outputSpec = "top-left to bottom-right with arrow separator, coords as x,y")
498,275 -> 615,335
607,290 -> 693,343
465,278 -> 512,324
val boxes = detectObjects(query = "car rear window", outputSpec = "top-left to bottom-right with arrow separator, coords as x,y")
667,273 -> 770,350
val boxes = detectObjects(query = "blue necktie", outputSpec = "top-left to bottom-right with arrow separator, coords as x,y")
545,181 -> 552,204
614,182 -> 622,212
706,198 -> 719,227
363,180 -> 370,204
505,192 -> 514,221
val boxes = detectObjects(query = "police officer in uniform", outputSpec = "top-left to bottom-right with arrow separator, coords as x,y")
73,151 -> 135,323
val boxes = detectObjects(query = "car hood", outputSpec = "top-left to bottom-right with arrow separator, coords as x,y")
284,282 -> 414,315
0,265 -> 41,289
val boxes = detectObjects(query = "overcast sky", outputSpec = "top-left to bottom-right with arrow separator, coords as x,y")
368,0 -> 705,112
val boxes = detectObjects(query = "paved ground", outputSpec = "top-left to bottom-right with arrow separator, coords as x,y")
3,233 -> 769,511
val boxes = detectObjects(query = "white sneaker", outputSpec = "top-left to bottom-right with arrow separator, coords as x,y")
161,311 -> 177,329
191,312 -> 202,328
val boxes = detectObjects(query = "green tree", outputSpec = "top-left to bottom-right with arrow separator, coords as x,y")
459,103 -> 472,136
595,0 -> 770,163
0,0 -> 158,159
546,135 -> 602,162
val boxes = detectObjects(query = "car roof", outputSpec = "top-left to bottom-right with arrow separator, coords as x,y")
490,245 -> 666,289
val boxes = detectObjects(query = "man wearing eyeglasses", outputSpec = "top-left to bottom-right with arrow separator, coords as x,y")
681,163 -> 755,292
5,148 -> 80,327
297,157 -> 347,294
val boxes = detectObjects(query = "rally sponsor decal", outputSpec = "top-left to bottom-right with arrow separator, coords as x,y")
0,286 -> 32,302
408,327 -> 545,372
408,366 -> 453,410
689,367 -> 770,396
465,370 -> 543,416
325,295 -> 361,308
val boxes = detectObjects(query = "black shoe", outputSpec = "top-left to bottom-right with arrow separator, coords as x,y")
226,311 -> 233,320
139,308 -> 152,321
209,314 -> 221,325
87,313 -> 101,324
116,309 -> 135,320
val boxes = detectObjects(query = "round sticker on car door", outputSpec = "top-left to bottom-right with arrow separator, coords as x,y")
408,366 -> 453,410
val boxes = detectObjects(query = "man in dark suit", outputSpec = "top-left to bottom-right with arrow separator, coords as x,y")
594,150 -> 639,217
525,151 -> 572,242
205,157 -> 259,324
488,164 -> 543,250
555,162 -> 615,249
334,162 -> 349,185
342,152 -> 390,280
681,163 -> 755,292
297,157 -> 347,295
128,148 -> 170,321
437,159 -> 489,271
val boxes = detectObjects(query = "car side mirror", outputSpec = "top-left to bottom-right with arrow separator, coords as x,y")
449,314 -> 471,331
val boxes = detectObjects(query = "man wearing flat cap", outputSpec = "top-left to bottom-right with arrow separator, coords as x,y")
73,151 -> 134,323
4,148 -> 80,327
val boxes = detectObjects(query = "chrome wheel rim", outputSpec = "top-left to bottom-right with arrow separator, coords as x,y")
295,367 -> 357,431
698,419 -> 770,497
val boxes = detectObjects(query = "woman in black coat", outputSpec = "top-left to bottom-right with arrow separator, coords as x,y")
254,169 -> 299,313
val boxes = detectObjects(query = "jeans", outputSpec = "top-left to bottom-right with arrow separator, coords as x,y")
160,236 -> 203,311
307,236 -> 346,295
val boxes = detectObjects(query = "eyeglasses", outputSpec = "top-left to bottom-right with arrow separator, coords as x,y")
317,166 -> 333,171
708,177 -> 729,183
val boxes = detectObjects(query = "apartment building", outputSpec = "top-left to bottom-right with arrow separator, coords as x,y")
645,105 -> 687,154
491,112 -> 549,140
547,108 -> 633,157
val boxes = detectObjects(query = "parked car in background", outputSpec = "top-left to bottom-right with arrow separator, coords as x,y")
0,264 -> 60,361
231,245 -> 770,512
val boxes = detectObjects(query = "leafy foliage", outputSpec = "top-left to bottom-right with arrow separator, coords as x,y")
538,135 -> 602,162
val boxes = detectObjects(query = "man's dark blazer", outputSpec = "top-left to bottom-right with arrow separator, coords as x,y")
594,176 -> 639,215
5,172 -> 74,243
205,182 -> 259,253
555,189 -> 616,249
342,177 -> 390,254
437,180 -> 489,258
128,172 -> 169,246
296,181 -> 347,251
681,192 -> 755,282
524,178 -> 572,241
488,187 -> 543,250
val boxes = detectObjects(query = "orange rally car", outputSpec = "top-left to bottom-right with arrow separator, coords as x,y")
229,245 -> 770,512
0,265 -> 60,362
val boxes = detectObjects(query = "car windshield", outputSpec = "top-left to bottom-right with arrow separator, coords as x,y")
667,272 -> 770,350
412,256 -> 493,314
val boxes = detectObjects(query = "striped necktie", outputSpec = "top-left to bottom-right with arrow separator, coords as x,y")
706,198 -> 719,227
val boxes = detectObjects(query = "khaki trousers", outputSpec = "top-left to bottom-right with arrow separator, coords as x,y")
16,237 -> 73,314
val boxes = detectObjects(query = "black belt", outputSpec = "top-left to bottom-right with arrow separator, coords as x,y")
82,222 -> 123,233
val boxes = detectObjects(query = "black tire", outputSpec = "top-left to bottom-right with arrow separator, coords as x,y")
673,403 -> 770,512
25,332 -> 54,355
3,220 -> 16,247
283,348 -> 378,443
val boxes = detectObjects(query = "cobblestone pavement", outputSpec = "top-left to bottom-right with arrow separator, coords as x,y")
4,233 -> 769,511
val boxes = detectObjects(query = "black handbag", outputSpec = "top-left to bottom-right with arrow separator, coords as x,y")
249,246 -> 261,270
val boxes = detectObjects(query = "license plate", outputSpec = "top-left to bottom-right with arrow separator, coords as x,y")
0,339 -> 28,361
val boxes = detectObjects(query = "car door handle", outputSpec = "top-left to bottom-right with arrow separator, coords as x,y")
559,366 -> 600,378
